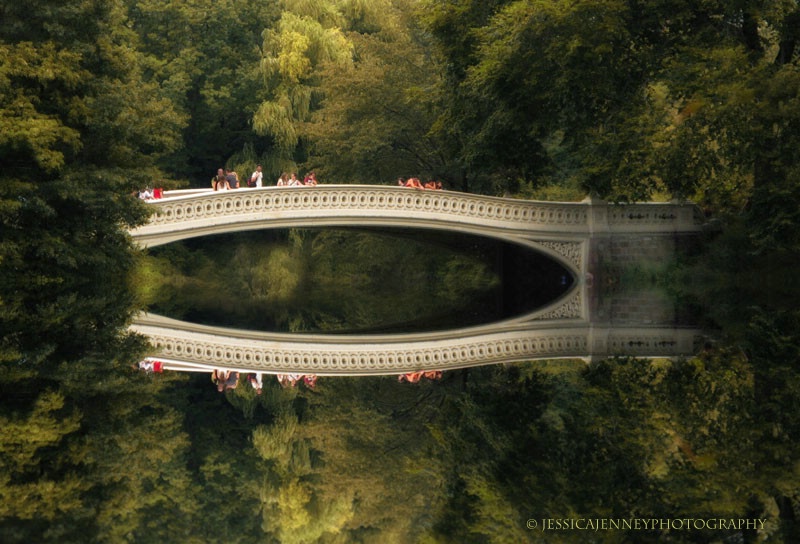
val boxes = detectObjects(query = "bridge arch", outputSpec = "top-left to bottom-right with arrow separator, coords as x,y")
130,186 -> 701,276
129,186 -> 704,374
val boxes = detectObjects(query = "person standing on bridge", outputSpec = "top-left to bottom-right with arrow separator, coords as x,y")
212,168 -> 224,188
249,164 -> 263,187
404,177 -> 424,189
303,172 -> 318,186
213,175 -> 230,191
225,168 -> 239,189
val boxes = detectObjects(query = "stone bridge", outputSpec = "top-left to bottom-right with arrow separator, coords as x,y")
129,186 -> 705,375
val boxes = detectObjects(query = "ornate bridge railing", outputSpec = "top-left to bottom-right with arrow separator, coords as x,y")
131,313 -> 701,376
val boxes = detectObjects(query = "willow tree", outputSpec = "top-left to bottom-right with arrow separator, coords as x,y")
253,409 -> 356,544
300,0 -> 456,184
254,0 -> 355,175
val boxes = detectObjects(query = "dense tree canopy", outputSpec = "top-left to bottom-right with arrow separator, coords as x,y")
123,0 -> 279,182
2,0 -> 800,542
0,0 -> 182,368
420,0 -> 800,204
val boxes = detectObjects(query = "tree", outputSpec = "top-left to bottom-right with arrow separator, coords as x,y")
254,0 -> 355,175
124,0 -> 278,183
0,390 -> 84,529
421,0 -> 800,208
302,0 -> 453,184
0,4 -> 198,540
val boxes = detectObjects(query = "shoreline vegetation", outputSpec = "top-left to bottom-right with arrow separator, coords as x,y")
2,1 -> 800,542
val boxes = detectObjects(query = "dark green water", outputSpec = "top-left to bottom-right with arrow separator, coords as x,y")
142,228 -> 574,333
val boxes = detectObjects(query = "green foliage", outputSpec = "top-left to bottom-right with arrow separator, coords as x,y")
0,3 -> 200,541
0,390 -> 84,523
144,229 -> 502,333
254,0 -> 356,171
124,0 -> 278,182
420,0 -> 800,209
3,1 -> 800,542
302,0 -> 452,184
253,409 -> 301,476
0,0 -> 183,371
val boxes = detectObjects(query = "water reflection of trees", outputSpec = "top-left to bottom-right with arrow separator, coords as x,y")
142,229 -> 516,333
4,0 -> 800,539
160,223 -> 800,543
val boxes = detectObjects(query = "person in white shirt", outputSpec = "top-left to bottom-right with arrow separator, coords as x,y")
250,164 -> 263,187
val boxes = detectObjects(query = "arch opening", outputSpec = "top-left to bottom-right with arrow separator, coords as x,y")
138,228 -> 575,335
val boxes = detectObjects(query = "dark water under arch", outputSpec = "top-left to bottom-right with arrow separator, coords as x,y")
142,227 -> 574,334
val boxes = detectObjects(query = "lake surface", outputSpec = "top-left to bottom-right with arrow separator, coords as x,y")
143,228 -> 575,333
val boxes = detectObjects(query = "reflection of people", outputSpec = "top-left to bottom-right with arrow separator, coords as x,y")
398,371 -> 424,383
213,369 -> 228,391
137,360 -> 163,373
398,370 -> 442,383
276,373 -> 310,388
224,371 -> 239,390
303,375 -> 317,389
213,370 -> 239,391
248,373 -> 263,394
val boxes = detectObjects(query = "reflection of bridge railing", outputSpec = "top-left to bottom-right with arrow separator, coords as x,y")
131,313 -> 702,376
130,187 -> 705,374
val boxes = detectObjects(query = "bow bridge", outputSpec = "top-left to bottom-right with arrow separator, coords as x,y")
129,186 -> 704,375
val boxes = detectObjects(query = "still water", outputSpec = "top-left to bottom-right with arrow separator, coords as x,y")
142,228 -> 574,333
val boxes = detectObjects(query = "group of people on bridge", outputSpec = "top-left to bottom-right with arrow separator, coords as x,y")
212,168 -> 445,191
397,177 -> 443,190
137,168 -> 446,198
136,187 -> 163,200
214,165 -> 321,190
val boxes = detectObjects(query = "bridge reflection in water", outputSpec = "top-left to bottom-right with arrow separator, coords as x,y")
129,186 -> 705,375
